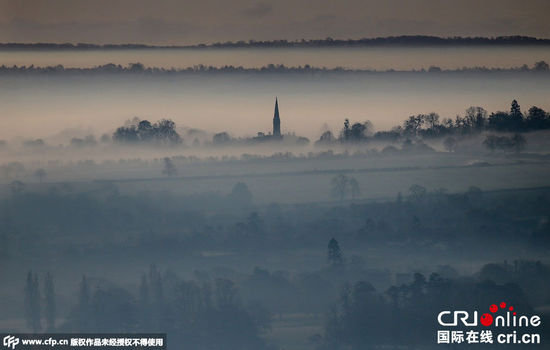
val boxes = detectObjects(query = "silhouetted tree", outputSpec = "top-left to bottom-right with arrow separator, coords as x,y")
24,271 -> 41,332
137,120 -> 154,141
464,106 -> 487,131
510,100 -> 523,126
43,272 -> 56,331
228,182 -> 253,206
526,106 -> 550,130
213,132 -> 231,145
341,119 -> 351,141
331,174 -> 349,202
403,115 -> 423,136
316,130 -> 335,145
138,272 -> 151,329
162,157 -> 177,176
533,60 -> 549,71
113,125 -> 139,143
349,122 -> 366,141
34,168 -> 47,183
327,238 -> 343,266
76,275 -> 91,331
155,119 -> 182,145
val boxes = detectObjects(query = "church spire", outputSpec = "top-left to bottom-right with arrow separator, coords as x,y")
273,97 -> 281,137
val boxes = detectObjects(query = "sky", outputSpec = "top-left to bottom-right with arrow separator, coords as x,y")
0,0 -> 549,45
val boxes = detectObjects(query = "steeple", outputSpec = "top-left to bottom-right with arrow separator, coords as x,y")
273,97 -> 281,137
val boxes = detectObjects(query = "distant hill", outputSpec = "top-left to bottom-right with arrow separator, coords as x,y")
1,35 -> 550,50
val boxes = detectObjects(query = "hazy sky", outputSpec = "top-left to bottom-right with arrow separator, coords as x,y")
1,0 -> 549,45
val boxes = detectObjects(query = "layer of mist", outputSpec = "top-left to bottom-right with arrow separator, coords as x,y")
1,45 -> 549,349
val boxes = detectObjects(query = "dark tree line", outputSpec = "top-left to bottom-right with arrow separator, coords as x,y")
318,100 -> 550,147
1,61 -> 548,76
24,260 -> 549,349
317,269 -> 544,349
1,36 -> 550,50
5,184 -> 550,263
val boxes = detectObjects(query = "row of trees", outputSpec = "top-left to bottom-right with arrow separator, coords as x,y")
24,271 -> 56,332
404,100 -> 550,135
2,36 -> 549,50
2,61 -> 548,75
319,100 -> 550,145
400,100 -> 550,136
61,267 -> 269,349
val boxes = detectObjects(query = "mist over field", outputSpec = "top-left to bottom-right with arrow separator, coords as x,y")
1,66 -> 550,142
1,42 -> 550,349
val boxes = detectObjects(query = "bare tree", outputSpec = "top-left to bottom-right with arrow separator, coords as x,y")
24,271 -> 41,332
331,174 -> 349,201
162,157 -> 178,176
43,272 -> 56,331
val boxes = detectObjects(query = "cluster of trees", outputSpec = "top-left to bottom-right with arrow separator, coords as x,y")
113,118 -> 181,145
318,268 -> 545,349
330,174 -> 360,201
